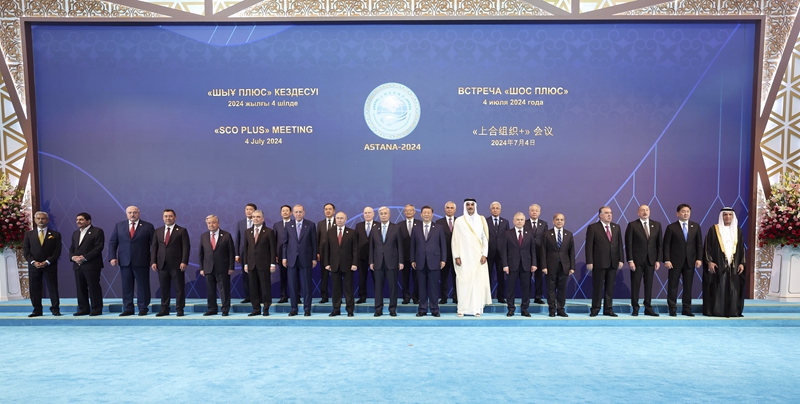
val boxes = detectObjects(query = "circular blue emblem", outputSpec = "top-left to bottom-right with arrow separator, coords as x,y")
364,83 -> 421,140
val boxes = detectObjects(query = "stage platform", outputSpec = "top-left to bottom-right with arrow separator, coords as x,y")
2,298 -> 799,326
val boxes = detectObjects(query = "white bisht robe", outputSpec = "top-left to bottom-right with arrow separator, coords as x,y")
452,214 -> 492,315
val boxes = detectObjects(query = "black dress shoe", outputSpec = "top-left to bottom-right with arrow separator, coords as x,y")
374,311 -> 382,317
222,312 -> 229,316
329,311 -> 339,317
277,298 -> 288,303
533,299 -> 545,305
177,311 -> 184,317
549,312 -> 556,317
347,312 -> 354,317
416,313 -> 424,317
506,311 -> 515,317
288,311 -> 298,317
138,311 -> 148,316
263,310 -> 269,316
156,311 -> 169,317
682,311 -> 695,317
240,299 -> 251,304
631,312 -> 639,317
390,311 -> 397,317
669,311 -> 677,317
89,311 -> 102,316
73,311 -> 90,316
521,311 -> 531,317
119,311 -> 134,317
28,312 -> 43,318
203,311 -> 217,316
319,298 -> 329,304
432,313 -> 440,317
356,298 -> 367,304
645,311 -> 659,317
304,311 -> 311,317
452,298 -> 458,304
401,299 -> 410,304
557,311 -> 569,318
497,298 -> 507,304
412,299 -> 419,304
50,309 -> 61,316
589,312 -> 598,317
604,312 -> 618,317
439,298 -> 447,304
248,311 -> 260,317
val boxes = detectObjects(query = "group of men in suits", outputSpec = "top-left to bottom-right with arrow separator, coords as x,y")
23,201 -> 733,319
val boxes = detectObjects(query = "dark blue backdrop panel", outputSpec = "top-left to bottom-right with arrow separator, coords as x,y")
30,22 -> 755,300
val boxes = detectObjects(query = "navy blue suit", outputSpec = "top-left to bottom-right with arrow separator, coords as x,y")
398,218 -> 421,302
500,227 -> 537,312
273,220 -> 292,300
410,222 -> 447,315
487,215 -> 510,300
369,222 -> 403,313
108,219 -> 155,313
435,216 -> 457,301
283,220 -> 317,313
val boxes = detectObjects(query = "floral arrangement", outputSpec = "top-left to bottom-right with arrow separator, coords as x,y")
0,174 -> 30,250
758,170 -> 800,248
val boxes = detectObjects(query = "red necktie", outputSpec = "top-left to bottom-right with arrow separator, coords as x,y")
164,227 -> 171,245
211,232 -> 217,250
518,229 -> 523,246
130,222 -> 135,239
338,228 -> 342,245
605,225 -> 612,242
254,227 -> 259,243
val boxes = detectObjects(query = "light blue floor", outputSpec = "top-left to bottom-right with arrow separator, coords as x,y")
2,326 -> 798,403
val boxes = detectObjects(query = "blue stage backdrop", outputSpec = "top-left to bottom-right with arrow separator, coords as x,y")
28,21 -> 755,300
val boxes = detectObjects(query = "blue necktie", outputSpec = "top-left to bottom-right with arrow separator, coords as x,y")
557,229 -> 562,249
682,222 -> 688,241
382,224 -> 387,242
366,223 -> 371,237
296,222 -> 302,238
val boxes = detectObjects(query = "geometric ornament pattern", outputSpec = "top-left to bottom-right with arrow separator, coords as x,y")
763,34 -> 800,182
0,77 -> 23,184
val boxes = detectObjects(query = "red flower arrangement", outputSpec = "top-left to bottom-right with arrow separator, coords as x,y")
758,171 -> 800,248
0,175 -> 30,250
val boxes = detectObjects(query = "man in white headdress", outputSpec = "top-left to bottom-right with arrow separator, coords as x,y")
451,199 -> 492,316
703,207 -> 746,317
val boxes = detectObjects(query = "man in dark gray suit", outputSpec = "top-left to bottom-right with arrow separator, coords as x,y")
69,212 -> 105,316
23,211 -> 62,317
524,203 -> 549,304
199,215 -> 235,316
234,203 -> 257,304
150,209 -> 191,316
585,206 -> 624,317
243,209 -> 277,316
322,212 -> 358,317
625,204 -> 662,317
541,213 -> 575,317
500,212 -> 537,317
486,201 -> 509,303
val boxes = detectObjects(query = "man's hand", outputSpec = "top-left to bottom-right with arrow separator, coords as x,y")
370,264 -> 374,271
694,260 -> 702,269
243,265 -> 249,273
227,269 -> 234,275
270,265 -> 276,273
629,262 -> 636,271
440,261 -> 446,269
110,259 -> 118,267
325,265 -> 332,271
587,264 -> 593,271
312,260 -> 318,268
503,266 -> 509,274
180,263 -> 187,271
399,263 -> 404,270
708,262 -> 717,274
532,266 -> 538,272
665,261 -> 673,269
282,259 -> 287,267
411,262 -> 417,269
235,256 -> 241,263
617,262 -> 624,269
151,264 -> 158,272
737,264 -> 744,274
655,262 -> 660,271
568,270 -> 575,275
480,256 -> 487,265
541,268 -> 547,275
351,265 -> 358,272
455,258 -> 462,267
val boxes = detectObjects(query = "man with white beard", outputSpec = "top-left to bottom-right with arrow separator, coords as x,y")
451,199 -> 492,317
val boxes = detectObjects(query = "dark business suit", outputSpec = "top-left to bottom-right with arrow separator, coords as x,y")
243,225 -> 277,313
108,219 -> 155,313
523,218 -> 549,300
150,225 -> 190,313
663,220 -> 703,314
284,220 -> 317,313
273,220 -> 292,300
542,227 -> 575,314
435,216 -> 457,302
585,221 -> 624,315
486,215 -> 509,300
321,226 -> 358,314
235,218 -> 252,300
23,228 -> 62,315
317,218 -> 335,301
355,220 -> 379,301
199,230 -> 235,314
369,222 -> 403,313
410,222 -> 447,315
500,227 -> 537,313
69,226 -> 105,314
398,218 -> 421,302
625,219 -> 662,314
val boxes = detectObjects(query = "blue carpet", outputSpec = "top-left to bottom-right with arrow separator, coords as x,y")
1,326 -> 798,403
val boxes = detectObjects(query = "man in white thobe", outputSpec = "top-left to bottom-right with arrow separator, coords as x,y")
452,199 -> 492,316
